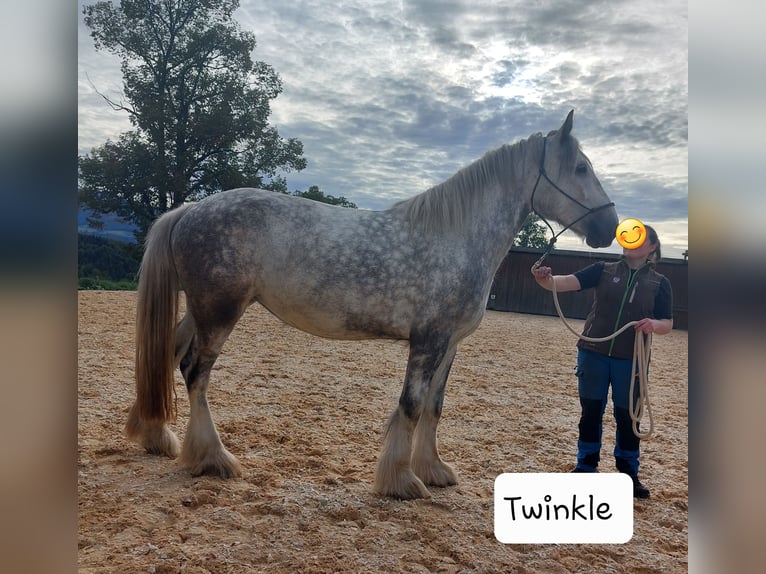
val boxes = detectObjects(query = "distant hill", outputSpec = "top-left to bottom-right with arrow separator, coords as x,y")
78,208 -> 138,244
78,233 -> 141,288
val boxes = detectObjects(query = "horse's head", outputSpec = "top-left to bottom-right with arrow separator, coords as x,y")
531,111 -> 618,248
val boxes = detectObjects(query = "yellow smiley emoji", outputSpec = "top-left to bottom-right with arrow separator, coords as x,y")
615,218 -> 646,249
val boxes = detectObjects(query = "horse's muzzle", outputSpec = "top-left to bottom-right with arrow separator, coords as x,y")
586,233 -> 615,249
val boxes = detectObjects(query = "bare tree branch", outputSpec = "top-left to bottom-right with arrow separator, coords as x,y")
85,72 -> 137,117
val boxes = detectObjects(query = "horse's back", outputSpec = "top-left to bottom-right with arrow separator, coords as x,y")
172,188 -> 401,278
168,188 -> 487,341
170,189 -> 411,339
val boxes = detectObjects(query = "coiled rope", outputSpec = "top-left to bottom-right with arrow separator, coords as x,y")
536,262 -> 654,439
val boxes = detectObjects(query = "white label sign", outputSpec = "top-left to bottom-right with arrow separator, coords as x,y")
494,473 -> 634,544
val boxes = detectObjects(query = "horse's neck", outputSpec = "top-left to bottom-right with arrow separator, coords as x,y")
479,194 -> 533,276
395,134 -> 542,268
470,139 -> 540,257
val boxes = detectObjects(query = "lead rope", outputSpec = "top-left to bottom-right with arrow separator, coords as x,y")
534,261 -> 654,439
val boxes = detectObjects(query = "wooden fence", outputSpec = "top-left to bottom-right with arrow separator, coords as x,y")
486,247 -> 688,330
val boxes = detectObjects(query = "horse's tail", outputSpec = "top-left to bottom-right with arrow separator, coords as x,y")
127,204 -> 194,436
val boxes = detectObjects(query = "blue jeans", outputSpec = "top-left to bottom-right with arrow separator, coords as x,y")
574,348 -> 642,475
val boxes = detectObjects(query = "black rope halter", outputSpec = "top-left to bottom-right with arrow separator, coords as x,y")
530,136 -> 615,269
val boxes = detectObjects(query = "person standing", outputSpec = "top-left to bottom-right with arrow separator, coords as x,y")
531,225 -> 673,498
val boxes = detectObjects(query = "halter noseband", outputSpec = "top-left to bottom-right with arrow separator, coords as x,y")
530,136 -> 615,268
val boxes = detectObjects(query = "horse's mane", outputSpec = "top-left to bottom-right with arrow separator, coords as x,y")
395,132 -> 547,234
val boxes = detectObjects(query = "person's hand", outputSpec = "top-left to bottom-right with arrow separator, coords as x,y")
634,318 -> 656,334
531,265 -> 552,284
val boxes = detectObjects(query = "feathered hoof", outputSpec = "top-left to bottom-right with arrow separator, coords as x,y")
373,468 -> 432,500
143,429 -> 181,458
125,409 -> 180,458
412,459 -> 458,487
182,447 -> 243,479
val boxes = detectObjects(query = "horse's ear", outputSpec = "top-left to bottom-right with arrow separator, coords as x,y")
560,110 -> 574,140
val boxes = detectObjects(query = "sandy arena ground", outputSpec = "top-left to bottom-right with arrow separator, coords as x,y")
78,291 -> 688,573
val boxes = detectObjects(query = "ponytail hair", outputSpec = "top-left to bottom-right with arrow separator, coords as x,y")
645,224 -> 661,263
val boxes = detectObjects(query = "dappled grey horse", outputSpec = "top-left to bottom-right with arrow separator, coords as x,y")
126,110 -> 618,499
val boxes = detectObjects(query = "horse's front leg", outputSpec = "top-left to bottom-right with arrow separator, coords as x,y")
374,337 -> 452,499
411,344 -> 458,488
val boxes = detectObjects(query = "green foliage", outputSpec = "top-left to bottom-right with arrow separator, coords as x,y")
79,0 -> 306,242
78,234 -> 141,289
514,213 -> 550,249
290,185 -> 357,208
76,183 -> 352,292
78,277 -> 138,291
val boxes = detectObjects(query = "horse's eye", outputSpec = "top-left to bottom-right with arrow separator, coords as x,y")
575,163 -> 588,175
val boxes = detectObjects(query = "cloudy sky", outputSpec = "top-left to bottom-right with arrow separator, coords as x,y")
78,0 -> 688,258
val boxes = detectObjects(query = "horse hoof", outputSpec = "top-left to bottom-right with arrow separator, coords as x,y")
134,426 -> 180,458
183,449 -> 243,479
190,463 -> 242,479
413,460 -> 458,487
374,470 -> 431,500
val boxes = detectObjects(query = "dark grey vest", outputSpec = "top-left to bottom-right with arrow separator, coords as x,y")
577,261 -> 663,359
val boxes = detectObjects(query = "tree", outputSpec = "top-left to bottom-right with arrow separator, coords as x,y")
291,185 -> 357,208
514,213 -> 550,249
79,0 -> 307,242
77,233 -> 141,286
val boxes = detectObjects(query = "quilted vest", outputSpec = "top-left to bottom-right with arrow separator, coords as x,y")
577,260 -> 663,359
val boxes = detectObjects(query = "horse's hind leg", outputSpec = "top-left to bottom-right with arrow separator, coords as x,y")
411,345 -> 459,487
374,335 -> 453,499
127,313 -> 197,457
125,406 -> 181,458
174,313 -> 196,367
178,307 -> 244,478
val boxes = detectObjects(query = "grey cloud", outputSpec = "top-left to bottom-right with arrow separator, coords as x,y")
490,60 -> 526,88
79,0 -> 687,254
426,26 -> 477,58
401,0 -> 470,27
